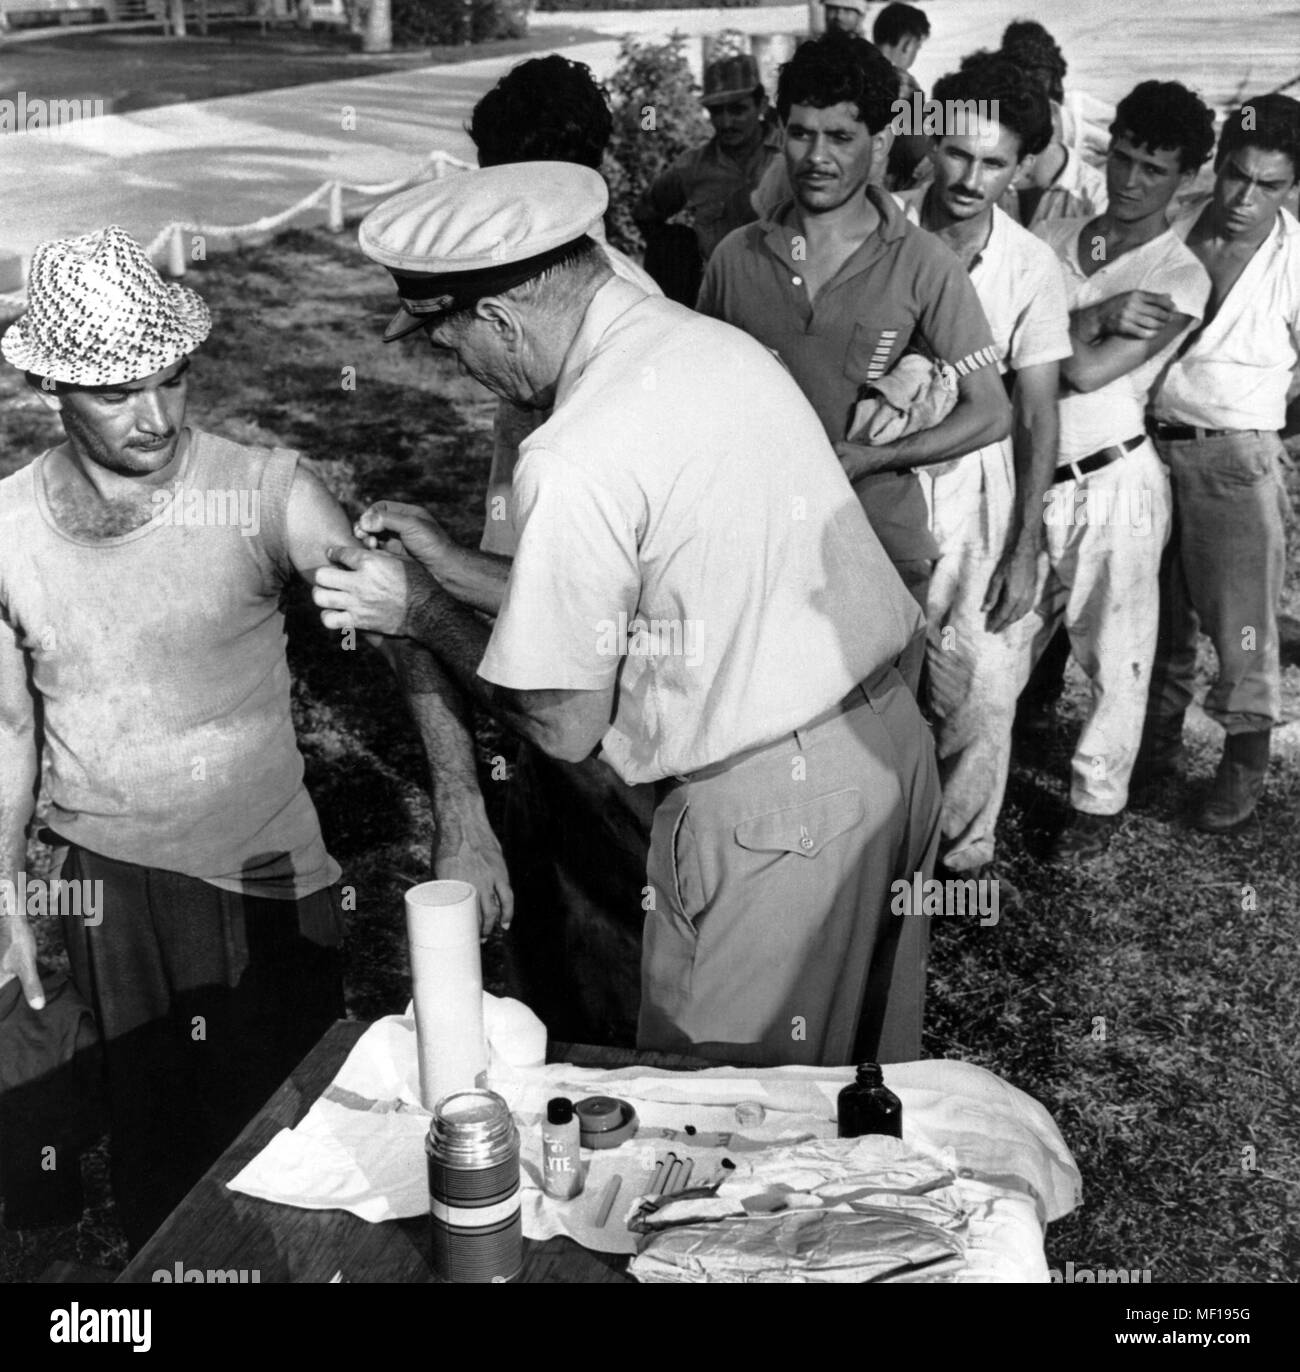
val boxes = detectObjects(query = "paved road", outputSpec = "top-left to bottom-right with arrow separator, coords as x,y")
0,1 -> 1296,285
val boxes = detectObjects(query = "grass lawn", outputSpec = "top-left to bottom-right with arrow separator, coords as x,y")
0,22 -> 607,116
0,225 -> 1297,1283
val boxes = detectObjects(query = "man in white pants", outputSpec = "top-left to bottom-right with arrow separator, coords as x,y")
897,56 -> 1072,878
1031,81 -> 1214,864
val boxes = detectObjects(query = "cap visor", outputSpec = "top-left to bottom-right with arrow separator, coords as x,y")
382,306 -> 429,343
702,88 -> 758,107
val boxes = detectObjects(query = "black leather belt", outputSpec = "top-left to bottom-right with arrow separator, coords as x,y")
1150,422 -> 1260,442
1051,433 -> 1145,484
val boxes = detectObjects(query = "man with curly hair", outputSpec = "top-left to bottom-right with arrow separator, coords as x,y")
1141,94 -> 1300,832
1030,81 -> 1214,864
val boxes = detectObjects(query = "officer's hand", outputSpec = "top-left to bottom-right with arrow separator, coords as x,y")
1096,290 -> 1175,340
0,903 -> 45,1010
313,545 -> 437,638
433,825 -> 515,940
355,502 -> 453,578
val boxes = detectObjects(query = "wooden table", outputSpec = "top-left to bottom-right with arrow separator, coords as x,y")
118,1020 -> 713,1284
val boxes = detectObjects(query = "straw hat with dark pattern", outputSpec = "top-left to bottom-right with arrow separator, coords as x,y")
1,225 -> 210,386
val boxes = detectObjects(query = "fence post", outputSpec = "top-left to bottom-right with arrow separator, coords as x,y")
168,224 -> 186,278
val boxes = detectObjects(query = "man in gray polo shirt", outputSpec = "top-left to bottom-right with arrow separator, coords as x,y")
698,33 -> 1009,641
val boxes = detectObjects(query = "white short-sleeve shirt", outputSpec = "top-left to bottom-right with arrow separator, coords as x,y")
897,195 -> 1073,375
480,234 -> 661,557
1155,206 -> 1300,431
1035,218 -> 1210,462
477,278 -> 923,785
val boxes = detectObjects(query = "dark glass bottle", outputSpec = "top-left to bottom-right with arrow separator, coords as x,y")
837,1063 -> 902,1139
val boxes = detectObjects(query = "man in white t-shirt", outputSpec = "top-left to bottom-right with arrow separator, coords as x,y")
320,163 -> 941,1068
1030,81 -> 1214,864
1142,94 -> 1300,832
897,57 -> 1072,877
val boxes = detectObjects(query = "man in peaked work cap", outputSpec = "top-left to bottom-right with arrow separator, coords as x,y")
633,51 -> 781,302
0,226 -> 506,1248
315,162 -> 943,1067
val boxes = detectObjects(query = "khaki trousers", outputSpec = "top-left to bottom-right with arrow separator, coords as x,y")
637,667 -> 941,1067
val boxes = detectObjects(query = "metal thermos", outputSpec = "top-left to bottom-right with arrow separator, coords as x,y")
427,1089 -> 523,1283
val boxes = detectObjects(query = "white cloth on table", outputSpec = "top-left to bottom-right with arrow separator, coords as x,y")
228,1013 -> 1080,1282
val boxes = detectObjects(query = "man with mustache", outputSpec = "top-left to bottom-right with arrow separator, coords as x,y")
1030,81 -> 1214,864
698,32 -> 1009,655
894,55 -> 1072,880
1140,94 -> 1300,832
0,227 -> 504,1248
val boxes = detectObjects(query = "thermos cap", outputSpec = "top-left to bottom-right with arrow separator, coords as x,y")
855,1062 -> 885,1087
547,1097 -> 575,1125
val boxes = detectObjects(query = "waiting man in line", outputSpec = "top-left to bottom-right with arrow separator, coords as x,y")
822,0 -> 868,38
698,34 -> 1010,652
873,2 -> 933,192
996,23 -> 1108,232
463,54 -> 661,1044
895,57 -> 1072,878
1139,94 -> 1300,832
1029,82 -> 1214,864
633,52 -> 780,302
317,162 -> 942,1067
0,228 -> 505,1248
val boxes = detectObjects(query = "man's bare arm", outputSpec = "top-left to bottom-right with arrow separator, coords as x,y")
284,465 -> 513,933
984,360 -> 1060,633
0,613 -> 43,1007
1061,310 -> 1196,394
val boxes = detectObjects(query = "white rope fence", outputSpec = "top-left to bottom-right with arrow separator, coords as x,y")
0,149 -> 474,314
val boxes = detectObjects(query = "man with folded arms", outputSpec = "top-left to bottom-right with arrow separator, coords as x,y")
316,162 -> 941,1067
698,33 -> 1010,649
895,56 -> 1071,879
1029,82 -> 1213,864
1139,94 -> 1300,832
0,227 -> 504,1248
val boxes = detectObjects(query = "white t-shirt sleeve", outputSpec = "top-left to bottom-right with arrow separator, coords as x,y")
1165,256 -> 1211,325
477,446 -> 642,692
1010,247 -> 1074,371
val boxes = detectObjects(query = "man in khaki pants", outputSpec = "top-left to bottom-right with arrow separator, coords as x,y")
317,162 -> 942,1067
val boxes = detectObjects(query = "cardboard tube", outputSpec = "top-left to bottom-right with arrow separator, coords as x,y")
405,880 -> 487,1110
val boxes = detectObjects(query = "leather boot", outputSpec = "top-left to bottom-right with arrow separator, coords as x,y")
1194,730 -> 1271,833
